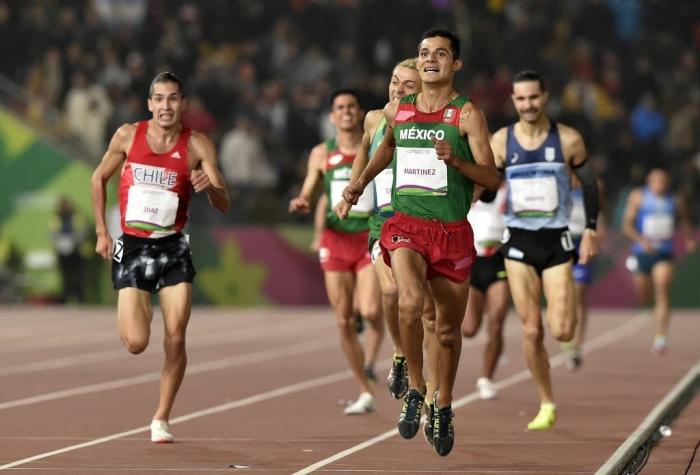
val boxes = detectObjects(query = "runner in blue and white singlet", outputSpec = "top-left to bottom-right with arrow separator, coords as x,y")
622,168 -> 696,354
491,70 -> 600,431
503,121 -> 572,232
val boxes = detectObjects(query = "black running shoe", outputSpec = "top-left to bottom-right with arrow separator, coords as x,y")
354,313 -> 364,334
364,364 -> 377,383
398,389 -> 424,439
422,401 -> 435,447
387,355 -> 408,399
432,404 -> 455,456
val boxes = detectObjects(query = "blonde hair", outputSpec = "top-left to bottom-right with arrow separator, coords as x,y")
395,58 -> 418,71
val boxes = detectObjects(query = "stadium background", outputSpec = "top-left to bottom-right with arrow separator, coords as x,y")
0,0 -> 698,305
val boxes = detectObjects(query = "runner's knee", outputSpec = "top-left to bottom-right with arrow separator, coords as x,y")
381,282 -> 398,302
122,335 -> 148,354
550,326 -> 573,342
358,302 -> 381,323
461,321 -> 477,338
164,331 -> 186,352
423,315 -> 437,334
522,323 -> 543,344
549,316 -> 575,341
435,324 -> 461,347
398,295 -> 423,323
336,316 -> 356,335
488,320 -> 504,340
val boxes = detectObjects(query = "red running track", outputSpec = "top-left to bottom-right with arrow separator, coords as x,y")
0,306 -> 698,474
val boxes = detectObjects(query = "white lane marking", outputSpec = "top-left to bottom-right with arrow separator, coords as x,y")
0,321 -> 517,470
0,367 -> 360,471
1,318 -> 517,409
291,314 -> 649,475
0,338 -> 336,410
1,330 -> 119,354
0,317 -> 332,377
0,310 -> 322,353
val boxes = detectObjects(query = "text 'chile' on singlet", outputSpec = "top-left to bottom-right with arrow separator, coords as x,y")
323,138 -> 372,233
119,121 -> 192,238
392,94 -> 475,222
633,188 -> 676,254
503,121 -> 571,230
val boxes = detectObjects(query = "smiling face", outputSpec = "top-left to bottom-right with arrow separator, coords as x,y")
417,36 -> 461,85
388,65 -> 420,101
329,93 -> 362,132
148,81 -> 186,129
511,79 -> 548,124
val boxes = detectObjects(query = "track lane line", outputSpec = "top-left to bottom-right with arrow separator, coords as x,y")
0,338 -> 336,410
0,324 -> 511,470
0,317 -> 333,377
291,313 -> 649,475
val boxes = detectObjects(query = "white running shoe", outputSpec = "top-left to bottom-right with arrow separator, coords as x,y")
343,392 -> 375,415
652,335 -> 668,355
476,377 -> 498,400
150,419 -> 175,443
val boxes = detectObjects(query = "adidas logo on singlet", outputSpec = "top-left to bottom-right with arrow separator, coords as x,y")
171,151 -> 181,159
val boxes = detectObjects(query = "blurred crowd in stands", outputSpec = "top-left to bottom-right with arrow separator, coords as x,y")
1,0 -> 698,225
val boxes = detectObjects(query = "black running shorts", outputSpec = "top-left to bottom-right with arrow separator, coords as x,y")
501,227 -> 574,275
470,253 -> 507,293
112,232 -> 196,294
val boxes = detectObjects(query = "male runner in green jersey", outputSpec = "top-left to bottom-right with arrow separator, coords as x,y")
335,58 -> 439,403
289,89 -> 383,415
344,29 -> 500,456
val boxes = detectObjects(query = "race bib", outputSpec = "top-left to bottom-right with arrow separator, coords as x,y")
395,147 -> 448,196
125,186 -> 179,230
642,213 -> 674,241
374,168 -> 393,210
510,176 -> 558,216
330,180 -> 375,218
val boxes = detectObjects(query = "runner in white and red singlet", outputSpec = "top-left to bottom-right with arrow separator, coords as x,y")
91,72 -> 230,443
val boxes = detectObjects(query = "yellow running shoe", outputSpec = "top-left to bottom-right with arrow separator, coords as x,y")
527,403 -> 556,431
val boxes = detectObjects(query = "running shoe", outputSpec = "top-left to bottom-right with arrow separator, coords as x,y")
398,388 -> 425,439
422,398 -> 435,447
565,346 -> 583,371
387,355 -> 408,399
526,403 -> 556,431
150,419 -> 174,443
364,364 -> 377,383
344,392 -> 375,415
476,377 -> 498,400
652,334 -> 667,355
432,402 -> 455,456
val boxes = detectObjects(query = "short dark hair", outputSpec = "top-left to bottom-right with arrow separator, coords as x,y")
513,70 -> 547,92
328,88 -> 361,109
420,28 -> 461,59
148,71 -> 185,98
